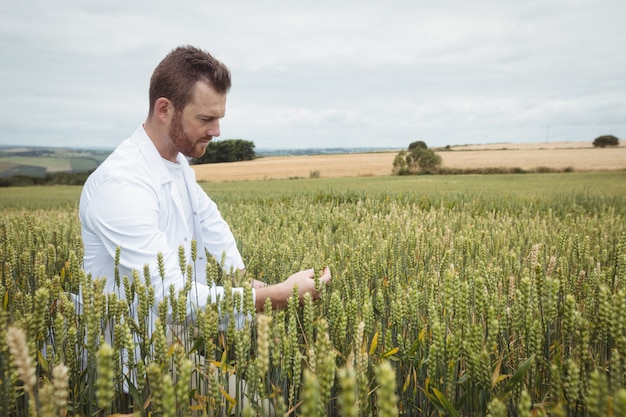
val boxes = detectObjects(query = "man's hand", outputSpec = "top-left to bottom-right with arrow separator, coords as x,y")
251,279 -> 268,289
254,266 -> 332,311
283,266 -> 331,301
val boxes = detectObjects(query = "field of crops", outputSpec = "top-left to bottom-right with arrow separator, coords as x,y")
2,172 -> 626,416
0,148 -> 110,178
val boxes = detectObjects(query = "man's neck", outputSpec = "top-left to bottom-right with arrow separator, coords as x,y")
143,120 -> 178,162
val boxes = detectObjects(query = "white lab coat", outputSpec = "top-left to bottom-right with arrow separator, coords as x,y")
79,125 -> 250,327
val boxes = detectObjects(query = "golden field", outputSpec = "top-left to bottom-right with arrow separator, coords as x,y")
193,141 -> 626,182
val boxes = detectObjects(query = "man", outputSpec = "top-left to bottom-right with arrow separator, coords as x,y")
79,45 -> 331,327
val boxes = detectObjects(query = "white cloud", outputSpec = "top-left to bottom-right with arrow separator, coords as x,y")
1,0 -> 625,149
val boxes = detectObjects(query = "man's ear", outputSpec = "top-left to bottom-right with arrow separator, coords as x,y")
153,97 -> 173,123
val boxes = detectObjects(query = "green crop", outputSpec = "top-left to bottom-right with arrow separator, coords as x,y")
1,172 -> 626,416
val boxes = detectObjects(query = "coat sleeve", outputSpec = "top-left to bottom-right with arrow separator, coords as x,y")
193,183 -> 245,272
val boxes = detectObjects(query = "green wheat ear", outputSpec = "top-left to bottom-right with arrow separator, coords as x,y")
256,314 -> 271,378
615,388 -> 626,417
6,326 -> 37,396
146,362 -> 163,415
96,342 -> 115,411
338,363 -> 358,417
375,360 -> 399,417
487,396 -> 507,417
299,369 -> 320,416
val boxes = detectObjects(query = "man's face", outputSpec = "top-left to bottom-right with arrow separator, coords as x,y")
169,81 -> 226,159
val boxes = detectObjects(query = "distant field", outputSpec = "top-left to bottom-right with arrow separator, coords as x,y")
441,141 -> 626,171
1,142 -> 623,181
0,148 -> 109,177
0,156 -> 72,172
194,142 -> 625,182
0,161 -> 47,177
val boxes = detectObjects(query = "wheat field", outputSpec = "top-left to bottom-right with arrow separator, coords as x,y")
193,142 -> 626,182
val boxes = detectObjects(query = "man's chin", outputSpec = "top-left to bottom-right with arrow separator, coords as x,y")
181,148 -> 205,159
191,144 -> 209,158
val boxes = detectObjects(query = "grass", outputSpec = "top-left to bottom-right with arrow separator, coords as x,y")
0,185 -> 82,210
201,171 -> 626,200
2,171 -> 626,211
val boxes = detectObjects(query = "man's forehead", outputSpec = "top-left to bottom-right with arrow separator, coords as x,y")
192,80 -> 223,97
189,81 -> 226,113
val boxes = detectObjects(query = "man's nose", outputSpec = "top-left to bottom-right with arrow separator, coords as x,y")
208,120 -> 220,137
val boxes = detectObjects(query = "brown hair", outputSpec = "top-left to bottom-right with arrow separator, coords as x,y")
148,45 -> 231,116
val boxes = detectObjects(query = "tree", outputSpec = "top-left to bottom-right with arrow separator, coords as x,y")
408,141 -> 428,151
191,139 -> 256,164
392,143 -> 442,175
392,151 -> 410,175
593,135 -> 619,148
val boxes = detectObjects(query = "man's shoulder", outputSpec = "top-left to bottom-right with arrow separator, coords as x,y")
98,138 -> 146,173
86,135 -> 159,188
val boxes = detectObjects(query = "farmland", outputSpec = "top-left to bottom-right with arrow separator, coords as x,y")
1,141 -> 623,183
1,153 -> 626,415
193,141 -> 626,182
0,147 -> 110,178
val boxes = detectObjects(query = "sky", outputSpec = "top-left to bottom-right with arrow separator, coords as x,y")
1,0 -> 625,150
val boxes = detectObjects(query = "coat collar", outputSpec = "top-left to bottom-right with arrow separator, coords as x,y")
132,124 -> 183,186
131,123 -> 200,208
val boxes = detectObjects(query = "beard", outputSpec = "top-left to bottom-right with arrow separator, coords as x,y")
169,111 -> 210,159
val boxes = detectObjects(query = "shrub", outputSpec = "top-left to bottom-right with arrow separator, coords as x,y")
592,135 -> 619,148
392,150 -> 409,175
393,144 -> 442,175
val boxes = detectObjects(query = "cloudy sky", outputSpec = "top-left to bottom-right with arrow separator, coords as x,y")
1,0 -> 625,150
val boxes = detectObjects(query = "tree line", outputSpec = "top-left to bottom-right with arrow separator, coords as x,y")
191,139 -> 256,164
